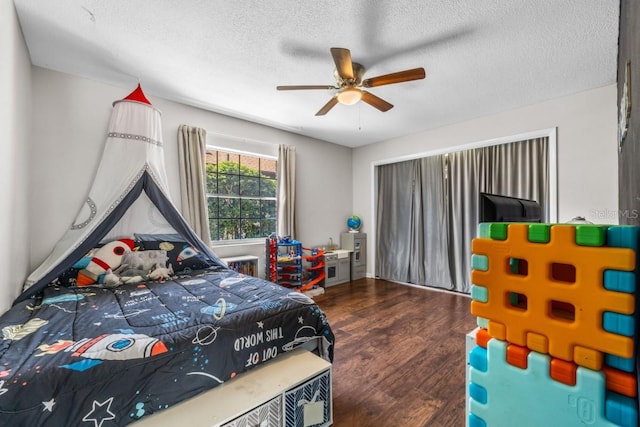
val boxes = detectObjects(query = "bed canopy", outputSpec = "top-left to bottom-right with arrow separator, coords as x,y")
17,85 -> 218,304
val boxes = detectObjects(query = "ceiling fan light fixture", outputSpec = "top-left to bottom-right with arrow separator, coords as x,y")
337,87 -> 362,105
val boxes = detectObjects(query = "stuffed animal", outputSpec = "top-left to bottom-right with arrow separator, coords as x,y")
102,269 -> 122,288
148,264 -> 174,282
116,266 -> 150,284
76,238 -> 135,286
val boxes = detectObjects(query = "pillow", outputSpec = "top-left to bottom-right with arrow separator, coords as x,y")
121,250 -> 168,271
134,234 -> 217,275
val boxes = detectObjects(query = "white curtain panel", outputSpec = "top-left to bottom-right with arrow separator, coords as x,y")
277,144 -> 296,238
177,124 -> 212,246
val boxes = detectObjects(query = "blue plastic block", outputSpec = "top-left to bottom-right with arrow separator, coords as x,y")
469,346 -> 488,373
606,391 -> 638,427
604,226 -> 639,368
471,285 -> 488,303
468,413 -> 487,427
607,226 -> 640,254
472,254 -> 489,271
605,353 -> 635,373
469,382 -> 487,404
468,340 -> 628,427
607,226 -> 640,276
478,223 -> 491,238
604,270 -> 637,294
603,312 -> 635,337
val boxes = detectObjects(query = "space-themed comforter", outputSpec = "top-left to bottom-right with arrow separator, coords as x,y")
0,268 -> 334,426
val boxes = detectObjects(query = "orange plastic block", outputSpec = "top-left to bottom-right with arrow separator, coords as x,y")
475,328 -> 491,349
603,365 -> 638,397
470,224 -> 636,367
506,344 -> 530,369
550,358 -> 577,386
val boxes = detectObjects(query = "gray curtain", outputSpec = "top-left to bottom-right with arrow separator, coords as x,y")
376,160 -> 416,281
277,144 -> 296,238
177,124 -> 211,246
376,155 -> 452,287
446,148 -> 485,292
482,137 -> 550,221
376,137 -> 549,293
448,137 -> 549,292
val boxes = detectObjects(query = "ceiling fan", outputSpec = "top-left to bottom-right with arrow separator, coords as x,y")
277,47 -> 426,116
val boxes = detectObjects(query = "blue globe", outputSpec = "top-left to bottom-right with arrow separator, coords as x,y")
347,215 -> 362,231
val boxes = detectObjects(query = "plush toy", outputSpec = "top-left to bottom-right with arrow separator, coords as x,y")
101,261 -> 175,286
115,265 -> 150,285
148,264 -> 174,282
102,269 -> 122,288
76,238 -> 135,286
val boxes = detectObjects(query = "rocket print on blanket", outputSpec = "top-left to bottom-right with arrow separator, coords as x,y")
76,239 -> 135,286
36,334 -> 168,372
67,334 -> 168,360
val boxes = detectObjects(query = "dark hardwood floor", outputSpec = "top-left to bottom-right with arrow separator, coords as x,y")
313,278 -> 477,427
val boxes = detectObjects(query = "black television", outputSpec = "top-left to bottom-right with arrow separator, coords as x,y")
479,192 -> 541,223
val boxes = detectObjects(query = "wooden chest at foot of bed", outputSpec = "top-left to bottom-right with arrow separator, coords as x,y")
133,348 -> 332,427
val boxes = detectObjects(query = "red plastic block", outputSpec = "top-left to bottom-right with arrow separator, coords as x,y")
506,344 -> 530,369
603,365 -> 638,397
476,328 -> 491,349
550,358 -> 577,386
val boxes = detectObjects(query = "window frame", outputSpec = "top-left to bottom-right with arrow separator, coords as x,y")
205,146 -> 278,244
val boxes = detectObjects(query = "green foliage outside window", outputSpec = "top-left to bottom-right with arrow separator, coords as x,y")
206,154 -> 277,241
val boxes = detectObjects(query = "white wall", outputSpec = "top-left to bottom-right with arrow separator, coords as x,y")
0,2 -> 31,313
30,68 -> 353,278
353,84 -> 618,277
22,68 -> 620,289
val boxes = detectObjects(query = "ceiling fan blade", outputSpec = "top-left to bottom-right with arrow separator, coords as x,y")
315,97 -> 339,116
361,91 -> 393,112
331,48 -> 354,80
362,67 -> 426,88
277,85 -> 336,91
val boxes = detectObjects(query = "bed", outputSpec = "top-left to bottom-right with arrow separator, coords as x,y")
0,236 -> 334,426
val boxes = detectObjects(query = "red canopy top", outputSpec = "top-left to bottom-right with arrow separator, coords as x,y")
123,84 -> 151,105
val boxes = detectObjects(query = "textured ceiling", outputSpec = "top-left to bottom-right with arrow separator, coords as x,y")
13,0 -> 620,148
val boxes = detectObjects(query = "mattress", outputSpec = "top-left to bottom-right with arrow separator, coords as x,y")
0,268 -> 334,426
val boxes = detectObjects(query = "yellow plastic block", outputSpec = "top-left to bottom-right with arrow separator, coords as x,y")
488,321 -> 506,341
470,224 -> 636,365
526,332 -> 549,354
574,345 -> 603,371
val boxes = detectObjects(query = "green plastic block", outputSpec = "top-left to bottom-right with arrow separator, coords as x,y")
472,254 -> 489,271
509,258 -> 521,274
575,224 -> 608,247
528,224 -> 550,243
508,292 -> 519,306
488,223 -> 508,240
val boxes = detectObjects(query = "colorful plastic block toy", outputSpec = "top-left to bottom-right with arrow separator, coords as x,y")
471,223 -> 637,370
468,338 -> 638,427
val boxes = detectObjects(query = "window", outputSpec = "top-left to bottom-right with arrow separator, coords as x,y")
205,149 -> 277,241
